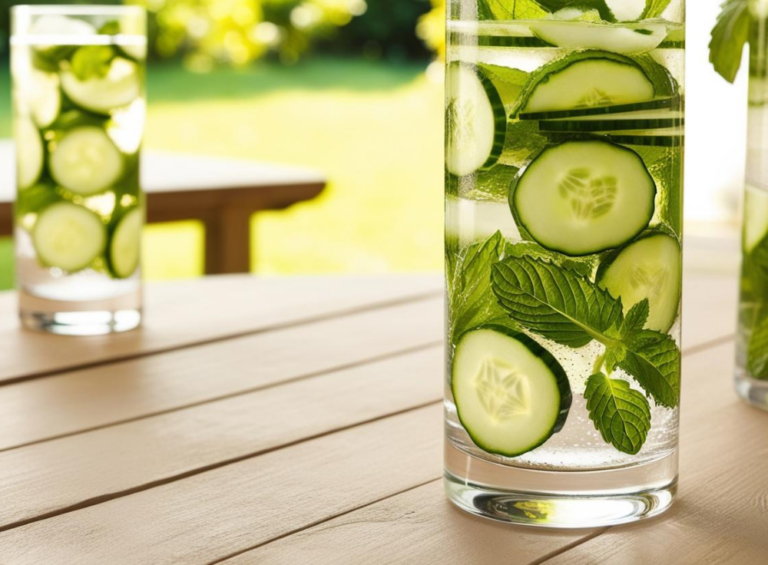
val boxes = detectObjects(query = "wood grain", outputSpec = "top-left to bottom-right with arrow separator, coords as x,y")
0,346 -> 442,530
223,480 -> 603,565
544,343 -> 768,564
0,406 -> 445,564
0,297 -> 442,451
0,275 -> 442,383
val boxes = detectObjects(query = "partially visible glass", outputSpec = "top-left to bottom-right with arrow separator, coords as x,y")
737,4 -> 768,408
444,1 -> 685,526
12,5 -> 146,335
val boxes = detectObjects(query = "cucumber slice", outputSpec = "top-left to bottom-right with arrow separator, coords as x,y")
16,118 -> 44,189
33,202 -> 106,272
516,52 -> 656,115
597,232 -> 682,333
446,64 -> 507,177
49,126 -> 124,196
538,109 -> 684,132
528,21 -> 667,55
61,57 -> 141,115
452,327 -> 571,457
744,188 -> 768,253
520,96 -> 679,121
511,139 -> 656,256
604,127 -> 684,147
108,207 -> 142,278
29,70 -> 61,128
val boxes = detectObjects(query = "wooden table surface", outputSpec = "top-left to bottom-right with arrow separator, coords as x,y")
0,268 -> 763,564
0,141 -> 326,274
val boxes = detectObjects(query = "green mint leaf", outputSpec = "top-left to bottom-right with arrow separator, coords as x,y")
70,46 -> 116,81
584,373 -> 651,455
98,21 -> 120,35
448,232 -> 518,344
603,343 -> 626,374
479,0 -> 548,20
748,314 -> 768,379
641,0 -> 673,19
620,299 -> 650,337
618,330 -> 681,408
505,241 -> 596,279
534,0 -> 616,22
709,0 -> 750,84
491,255 -> 623,348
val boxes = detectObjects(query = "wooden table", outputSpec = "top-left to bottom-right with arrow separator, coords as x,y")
0,268 -> 763,564
0,141 -> 326,274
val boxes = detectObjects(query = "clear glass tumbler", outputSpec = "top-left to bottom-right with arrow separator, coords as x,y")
12,5 -> 146,335
737,5 -> 768,409
444,1 -> 685,527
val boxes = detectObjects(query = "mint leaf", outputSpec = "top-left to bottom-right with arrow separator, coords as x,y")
709,0 -> 750,84
505,241 -> 596,279
748,314 -> 768,379
641,0 -> 673,19
479,0 -> 548,19
617,330 -> 681,408
620,299 -> 650,337
449,232 -> 518,344
491,255 -> 623,348
70,46 -> 116,81
98,21 -> 120,35
534,0 -> 616,22
584,373 -> 651,455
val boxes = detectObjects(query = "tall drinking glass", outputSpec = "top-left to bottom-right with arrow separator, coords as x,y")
12,5 -> 146,335
444,1 -> 685,526
737,5 -> 768,408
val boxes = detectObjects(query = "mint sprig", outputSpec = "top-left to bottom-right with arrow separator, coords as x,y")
584,373 -> 652,455
70,46 -> 116,81
748,314 -> 768,379
491,255 -> 624,348
448,232 -> 519,344
491,256 -> 681,407
641,0 -> 673,19
710,0 -> 751,84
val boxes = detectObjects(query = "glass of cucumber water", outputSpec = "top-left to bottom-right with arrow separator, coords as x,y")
11,6 -> 146,335
445,0 -> 684,527
737,5 -> 768,409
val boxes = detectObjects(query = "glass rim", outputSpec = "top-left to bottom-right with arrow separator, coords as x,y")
11,5 -> 145,17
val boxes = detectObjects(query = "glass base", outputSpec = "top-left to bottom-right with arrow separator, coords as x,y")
444,440 -> 677,528
19,288 -> 142,336
735,373 -> 768,411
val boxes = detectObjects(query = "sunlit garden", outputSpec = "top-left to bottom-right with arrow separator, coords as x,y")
0,0 -> 446,289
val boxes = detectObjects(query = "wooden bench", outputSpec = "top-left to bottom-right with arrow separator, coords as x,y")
0,141 -> 326,274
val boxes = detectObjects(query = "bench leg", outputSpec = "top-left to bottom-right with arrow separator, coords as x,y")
203,208 -> 253,274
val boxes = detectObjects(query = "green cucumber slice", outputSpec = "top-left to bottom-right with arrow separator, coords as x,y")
49,126 -> 124,196
33,202 -> 106,272
452,327 -> 571,457
520,96 -> 679,121
516,52 -> 656,116
61,57 -> 141,115
108,207 -> 142,278
446,64 -> 506,177
16,118 -> 44,189
597,231 -> 682,333
538,109 -> 684,132
529,21 -> 667,55
29,70 -> 61,128
744,187 -> 768,253
511,139 -> 656,256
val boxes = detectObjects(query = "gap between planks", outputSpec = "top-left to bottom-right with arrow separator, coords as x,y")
0,288 -> 442,388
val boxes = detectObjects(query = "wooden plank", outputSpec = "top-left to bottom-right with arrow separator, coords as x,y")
544,342 -> 768,565
681,270 -> 738,350
224,480 -> 604,565
0,406 -> 446,564
0,274 -> 442,383
0,346 -> 442,530
0,297 -> 442,451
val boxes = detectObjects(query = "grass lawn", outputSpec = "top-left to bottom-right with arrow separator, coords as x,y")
0,58 -> 443,289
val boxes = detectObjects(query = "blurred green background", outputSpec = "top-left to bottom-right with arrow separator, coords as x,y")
0,0 -> 446,290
